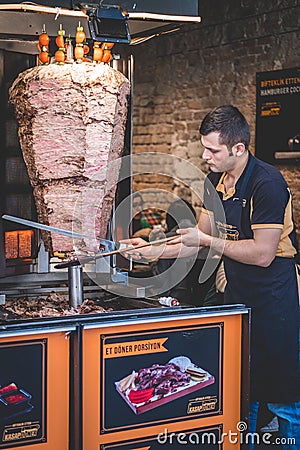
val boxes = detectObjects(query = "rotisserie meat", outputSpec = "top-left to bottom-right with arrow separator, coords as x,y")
9,63 -> 130,254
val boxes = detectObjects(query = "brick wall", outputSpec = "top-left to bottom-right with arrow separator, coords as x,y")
126,0 -> 300,244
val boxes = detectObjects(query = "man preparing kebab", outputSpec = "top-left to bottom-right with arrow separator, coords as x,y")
123,105 -> 300,446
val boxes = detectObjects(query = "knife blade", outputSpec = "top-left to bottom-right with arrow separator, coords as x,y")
2,214 -> 117,251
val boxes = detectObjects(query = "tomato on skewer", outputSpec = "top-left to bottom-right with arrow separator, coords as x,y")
102,42 -> 114,50
38,24 -> 50,64
38,28 -> 49,47
55,49 -> 65,63
102,49 -> 112,63
75,22 -> 86,44
74,45 -> 84,61
56,34 -> 64,49
83,43 -> 90,55
38,51 -> 49,64
93,43 -> 103,62
54,25 -> 66,63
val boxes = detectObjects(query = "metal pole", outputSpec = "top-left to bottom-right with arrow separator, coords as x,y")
68,265 -> 83,308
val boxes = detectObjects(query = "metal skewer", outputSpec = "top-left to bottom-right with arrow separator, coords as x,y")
97,235 -> 179,258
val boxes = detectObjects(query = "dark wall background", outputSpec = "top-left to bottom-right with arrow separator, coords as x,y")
125,0 -> 300,244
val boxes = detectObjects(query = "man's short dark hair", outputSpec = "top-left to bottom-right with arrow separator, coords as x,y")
199,105 -> 250,151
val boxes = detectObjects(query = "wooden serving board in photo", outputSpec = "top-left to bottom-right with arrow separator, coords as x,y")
115,372 -> 215,415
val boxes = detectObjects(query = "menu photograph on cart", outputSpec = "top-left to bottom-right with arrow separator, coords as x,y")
101,323 -> 223,433
100,425 -> 222,449
0,339 -> 47,448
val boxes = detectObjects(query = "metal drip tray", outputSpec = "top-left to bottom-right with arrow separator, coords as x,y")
94,295 -> 161,311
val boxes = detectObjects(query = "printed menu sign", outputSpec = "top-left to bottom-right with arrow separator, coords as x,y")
100,323 -> 223,433
100,425 -> 222,449
0,339 -> 47,448
255,67 -> 300,164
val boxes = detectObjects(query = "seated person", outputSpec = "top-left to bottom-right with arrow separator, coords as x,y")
165,198 -> 196,232
131,193 -> 151,240
154,199 -> 197,300
131,192 -> 163,241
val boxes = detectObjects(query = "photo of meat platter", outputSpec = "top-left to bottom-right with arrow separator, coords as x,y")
115,356 -> 215,414
0,382 -> 33,422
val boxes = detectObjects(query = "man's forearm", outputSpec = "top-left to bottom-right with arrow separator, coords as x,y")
211,236 -> 259,264
202,233 -> 277,267
160,242 -> 200,259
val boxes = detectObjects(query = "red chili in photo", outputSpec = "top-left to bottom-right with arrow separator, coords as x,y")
5,393 -> 27,404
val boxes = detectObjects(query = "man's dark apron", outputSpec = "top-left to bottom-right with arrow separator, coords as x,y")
214,156 -> 300,402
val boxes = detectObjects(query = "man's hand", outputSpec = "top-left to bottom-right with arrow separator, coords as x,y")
175,227 -> 206,247
119,237 -> 166,262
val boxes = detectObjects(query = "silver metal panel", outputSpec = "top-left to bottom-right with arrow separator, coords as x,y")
0,38 -> 38,54
0,326 -> 76,338
0,5 -> 201,53
96,0 -> 200,16
0,10 -> 90,39
83,307 -> 250,329
0,271 -> 69,285
101,283 -> 146,298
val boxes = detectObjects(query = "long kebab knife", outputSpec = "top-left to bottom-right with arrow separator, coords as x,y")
53,235 -> 180,268
2,214 -> 179,261
2,214 -> 117,252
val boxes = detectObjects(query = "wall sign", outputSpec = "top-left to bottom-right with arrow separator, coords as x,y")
255,67 -> 300,164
